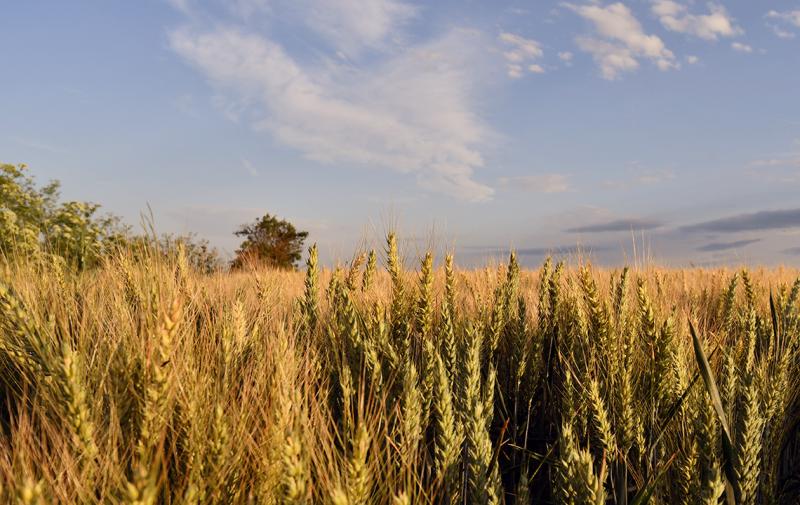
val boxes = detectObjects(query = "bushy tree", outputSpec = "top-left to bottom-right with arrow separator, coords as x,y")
0,163 -> 59,255
46,201 -> 130,270
1,162 -> 224,272
232,214 -> 308,269
1,163 -> 128,269
127,232 -> 222,274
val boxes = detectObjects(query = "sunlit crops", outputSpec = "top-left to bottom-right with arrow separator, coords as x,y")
0,235 -> 798,504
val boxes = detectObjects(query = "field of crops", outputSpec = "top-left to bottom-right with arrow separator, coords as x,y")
0,234 -> 798,504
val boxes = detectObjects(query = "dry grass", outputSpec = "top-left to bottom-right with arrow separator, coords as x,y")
0,238 -> 798,503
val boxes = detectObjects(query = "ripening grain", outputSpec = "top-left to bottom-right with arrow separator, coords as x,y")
0,238 -> 798,503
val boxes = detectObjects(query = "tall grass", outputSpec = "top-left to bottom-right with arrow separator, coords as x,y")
0,238 -> 798,503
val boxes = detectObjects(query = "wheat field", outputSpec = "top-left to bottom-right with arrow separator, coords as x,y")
0,234 -> 798,504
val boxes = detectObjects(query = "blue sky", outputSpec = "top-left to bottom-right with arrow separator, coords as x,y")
2,1 -> 800,266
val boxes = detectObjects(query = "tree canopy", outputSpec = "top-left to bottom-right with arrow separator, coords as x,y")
1,163 -> 129,268
232,214 -> 308,269
1,163 -> 222,272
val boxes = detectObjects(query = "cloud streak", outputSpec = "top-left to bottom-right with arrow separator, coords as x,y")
766,9 -> 800,39
682,208 -> 800,233
731,41 -> 753,53
497,174 -> 570,193
697,238 -> 760,252
298,0 -> 417,56
566,218 -> 663,233
464,244 -> 611,258
169,3 -> 494,201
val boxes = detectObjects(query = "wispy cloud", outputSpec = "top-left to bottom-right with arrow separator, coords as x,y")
682,208 -> 800,233
566,218 -> 663,233
166,0 -> 192,15
497,174 -> 570,193
766,9 -> 800,39
651,1 -> 742,40
769,25 -> 796,39
767,9 -> 800,26
747,154 -> 800,183
731,41 -> 753,53
697,238 -> 760,252
464,243 -> 610,257
498,32 -> 545,78
169,2 -> 495,202
297,0 -> 417,56
242,158 -> 258,176
750,156 -> 800,168
564,2 -> 676,79
603,168 -> 675,189
8,136 -> 65,154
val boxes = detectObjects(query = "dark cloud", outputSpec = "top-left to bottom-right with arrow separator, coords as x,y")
566,218 -> 663,233
697,238 -> 761,252
464,244 -> 611,257
782,247 -> 800,256
682,208 -> 800,233
517,245 -> 611,256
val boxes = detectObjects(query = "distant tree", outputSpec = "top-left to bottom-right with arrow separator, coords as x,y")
126,232 -> 222,274
231,214 -> 308,269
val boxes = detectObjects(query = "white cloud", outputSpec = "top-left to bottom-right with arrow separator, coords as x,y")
498,32 -> 545,77
767,9 -> 800,27
506,64 -> 524,78
751,156 -> 800,168
166,0 -> 193,14
558,51 -> 573,62
731,41 -> 753,53
8,136 -> 65,154
635,169 -> 675,184
766,9 -> 800,39
565,2 -> 676,79
651,1 -> 742,40
770,25 -> 796,39
299,0 -> 417,56
499,32 -> 543,58
170,24 -> 494,201
685,55 -> 699,64
498,174 -> 570,193
574,37 -> 639,78
242,158 -> 259,176
602,166 -> 675,189
748,155 -> 800,184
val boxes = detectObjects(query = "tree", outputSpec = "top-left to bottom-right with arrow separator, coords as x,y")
0,163 -> 59,256
1,163 -> 129,268
231,214 -> 308,269
126,232 -> 222,274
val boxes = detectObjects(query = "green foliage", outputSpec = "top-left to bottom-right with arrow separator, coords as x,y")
0,163 -> 128,269
46,201 -> 129,270
231,213 -> 308,269
127,232 -> 222,274
1,163 -> 59,256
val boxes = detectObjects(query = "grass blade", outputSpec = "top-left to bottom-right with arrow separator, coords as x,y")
770,289 -> 781,357
689,320 -> 739,505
